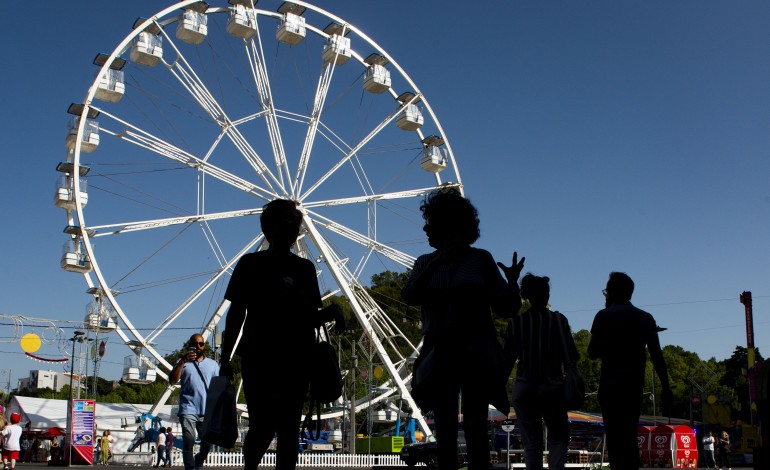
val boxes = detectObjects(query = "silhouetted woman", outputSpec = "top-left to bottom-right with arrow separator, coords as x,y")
402,187 -> 523,470
219,199 -> 343,470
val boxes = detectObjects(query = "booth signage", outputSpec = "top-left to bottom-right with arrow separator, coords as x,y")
71,399 -> 96,465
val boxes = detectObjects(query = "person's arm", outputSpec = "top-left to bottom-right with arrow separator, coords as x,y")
401,253 -> 440,306
496,251 -> 525,316
169,350 -> 194,386
587,314 -> 602,360
219,302 -> 246,379
219,257 -> 248,379
489,250 -> 523,318
647,321 -> 673,413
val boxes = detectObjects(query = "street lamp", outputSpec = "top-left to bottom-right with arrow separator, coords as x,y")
67,330 -> 85,467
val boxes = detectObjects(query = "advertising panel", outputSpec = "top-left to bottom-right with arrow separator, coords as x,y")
71,399 -> 96,465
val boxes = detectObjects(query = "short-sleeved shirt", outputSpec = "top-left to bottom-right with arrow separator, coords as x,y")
589,301 -> 660,388
224,250 -> 322,362
2,424 -> 22,451
157,432 -> 166,446
177,357 -> 219,416
505,308 -> 578,384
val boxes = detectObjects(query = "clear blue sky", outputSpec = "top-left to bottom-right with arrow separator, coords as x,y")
1,0 -> 768,387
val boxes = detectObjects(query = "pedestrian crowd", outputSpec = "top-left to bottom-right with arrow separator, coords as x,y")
0,189 -> 741,470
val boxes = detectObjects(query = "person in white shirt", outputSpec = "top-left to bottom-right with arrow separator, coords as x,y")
154,427 -> 168,468
2,413 -> 23,470
702,431 -> 716,469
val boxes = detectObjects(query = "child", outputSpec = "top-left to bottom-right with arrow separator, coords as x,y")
2,413 -> 22,470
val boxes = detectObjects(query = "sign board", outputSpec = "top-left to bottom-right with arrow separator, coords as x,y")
501,419 -> 515,433
71,399 -> 96,465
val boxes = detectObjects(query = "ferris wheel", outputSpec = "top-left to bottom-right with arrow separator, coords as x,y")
57,0 -> 462,437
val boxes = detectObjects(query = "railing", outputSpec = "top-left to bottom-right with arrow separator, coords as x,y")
140,449 -> 408,467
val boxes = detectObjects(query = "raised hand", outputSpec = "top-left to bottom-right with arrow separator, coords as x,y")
497,251 -> 525,283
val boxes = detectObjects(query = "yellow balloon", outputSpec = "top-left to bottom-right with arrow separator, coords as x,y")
373,365 -> 383,379
21,333 -> 42,353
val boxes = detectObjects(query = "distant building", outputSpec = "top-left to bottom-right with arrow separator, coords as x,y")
15,370 -> 80,392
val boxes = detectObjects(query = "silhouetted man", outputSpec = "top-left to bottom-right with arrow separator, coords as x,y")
588,272 -> 673,470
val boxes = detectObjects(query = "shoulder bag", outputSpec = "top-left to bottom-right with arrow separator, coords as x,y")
302,324 -> 343,440
193,359 -> 238,449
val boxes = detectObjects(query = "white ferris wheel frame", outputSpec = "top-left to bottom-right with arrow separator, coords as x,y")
63,0 -> 465,438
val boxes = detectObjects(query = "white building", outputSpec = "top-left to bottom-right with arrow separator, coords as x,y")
16,370 -> 80,392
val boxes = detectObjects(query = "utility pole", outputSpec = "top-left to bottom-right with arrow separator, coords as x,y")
740,291 -> 758,425
67,330 -> 85,466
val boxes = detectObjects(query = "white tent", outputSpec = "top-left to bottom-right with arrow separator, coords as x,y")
5,396 -> 179,453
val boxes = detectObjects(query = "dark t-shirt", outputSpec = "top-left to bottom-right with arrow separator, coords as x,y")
224,250 -> 322,362
589,301 -> 659,389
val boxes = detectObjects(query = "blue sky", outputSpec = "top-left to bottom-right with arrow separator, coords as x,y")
1,0 -> 769,387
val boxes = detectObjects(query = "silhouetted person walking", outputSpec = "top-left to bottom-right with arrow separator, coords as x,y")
402,187 -> 523,470
504,274 -> 575,470
219,199 -> 343,470
588,272 -> 673,470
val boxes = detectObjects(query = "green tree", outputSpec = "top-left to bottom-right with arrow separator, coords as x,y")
719,346 -> 765,423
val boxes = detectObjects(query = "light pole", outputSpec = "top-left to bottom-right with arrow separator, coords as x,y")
67,330 -> 85,467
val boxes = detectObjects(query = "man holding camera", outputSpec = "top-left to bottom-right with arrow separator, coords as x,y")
170,333 -> 219,470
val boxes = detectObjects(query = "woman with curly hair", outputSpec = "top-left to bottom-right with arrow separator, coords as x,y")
402,187 -> 523,470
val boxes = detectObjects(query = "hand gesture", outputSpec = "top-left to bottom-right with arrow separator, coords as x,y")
497,251 -> 525,283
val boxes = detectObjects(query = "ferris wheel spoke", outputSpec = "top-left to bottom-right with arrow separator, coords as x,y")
300,105 -> 408,201
305,209 -> 415,269
152,25 -> 285,194
87,207 -> 263,237
95,109 -> 276,201
294,60 -> 339,196
243,32 -> 292,193
304,185 -> 457,209
144,234 -> 261,343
